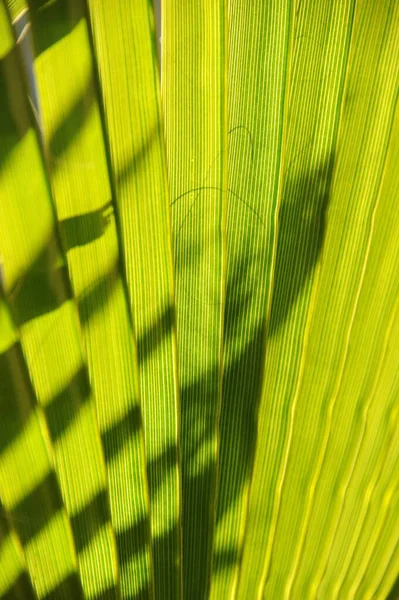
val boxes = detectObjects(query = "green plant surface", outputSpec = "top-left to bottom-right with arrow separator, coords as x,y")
86,2 -> 181,596
0,5 -> 119,597
0,291 -> 83,599
1,0 -> 399,598
21,0 -> 153,596
162,1 -> 228,597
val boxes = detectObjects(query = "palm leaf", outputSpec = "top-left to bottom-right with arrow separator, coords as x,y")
0,5 -> 119,597
85,2 -> 181,596
162,1 -> 228,597
23,0 -> 153,596
1,0 -> 399,598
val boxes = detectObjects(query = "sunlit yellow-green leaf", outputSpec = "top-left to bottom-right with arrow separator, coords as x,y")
86,1 -> 181,596
162,1 -> 228,597
237,1 -> 399,598
0,291 -> 82,599
0,6 -> 119,597
1,0 -> 399,598
21,0 -> 153,596
0,501 -> 36,600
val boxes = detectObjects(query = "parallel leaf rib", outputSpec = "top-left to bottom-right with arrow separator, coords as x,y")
0,7 -> 119,597
86,1 -> 181,596
162,1 -> 228,597
21,0 -> 153,595
0,291 -> 82,599
211,1 -> 293,596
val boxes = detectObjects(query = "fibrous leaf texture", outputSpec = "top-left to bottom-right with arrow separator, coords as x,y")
0,0 -> 398,598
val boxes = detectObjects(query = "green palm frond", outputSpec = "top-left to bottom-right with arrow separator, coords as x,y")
0,0 -> 398,599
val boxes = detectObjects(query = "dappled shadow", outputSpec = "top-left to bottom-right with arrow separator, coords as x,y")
212,155 -> 334,585
1,339 -> 151,597
176,251 -> 266,597
1,255 -> 119,594
27,0 -> 83,57
58,202 -> 114,251
0,343 -> 37,454
0,344 -> 113,583
116,124 -> 160,188
47,77 -> 95,167
386,573 -> 399,600
7,227 -> 71,327
101,405 -> 142,464
76,260 -> 119,327
12,470 -> 64,546
137,305 -> 175,365
71,489 -> 114,555
0,341 -> 85,600
1,122 -> 156,600
267,158 -> 333,336
146,445 -> 178,497
0,343 -> 130,597
9,262 -> 70,327
115,515 -> 149,567
8,204 -> 114,327
211,546 -> 239,576
44,366 -> 90,440
42,573 -> 85,600
0,44 -> 31,168
2,571 -> 36,600
151,522 -> 181,600
5,240 -> 153,597
0,6 -> 157,598
0,501 -> 36,600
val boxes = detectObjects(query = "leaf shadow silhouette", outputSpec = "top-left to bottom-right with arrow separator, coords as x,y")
267,158 -> 333,336
173,153 -> 335,587
7,202 -> 114,328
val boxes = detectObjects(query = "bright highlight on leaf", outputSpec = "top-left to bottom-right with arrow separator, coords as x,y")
0,0 -> 398,598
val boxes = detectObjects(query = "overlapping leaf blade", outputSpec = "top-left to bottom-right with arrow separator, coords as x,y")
86,1 -> 181,596
162,1 -> 228,597
0,291 -> 83,600
0,5 -> 119,597
236,1 -> 399,597
210,1 -> 293,596
18,0 -> 153,596
1,0 -> 399,598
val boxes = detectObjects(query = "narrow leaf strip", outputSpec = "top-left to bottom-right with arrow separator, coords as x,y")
86,1 -> 181,596
22,0 -> 153,595
0,291 -> 82,599
304,90 -> 399,600
236,0 -> 356,595
0,7 -> 119,597
238,0 -> 399,597
210,1 -> 293,596
162,1 -> 228,597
